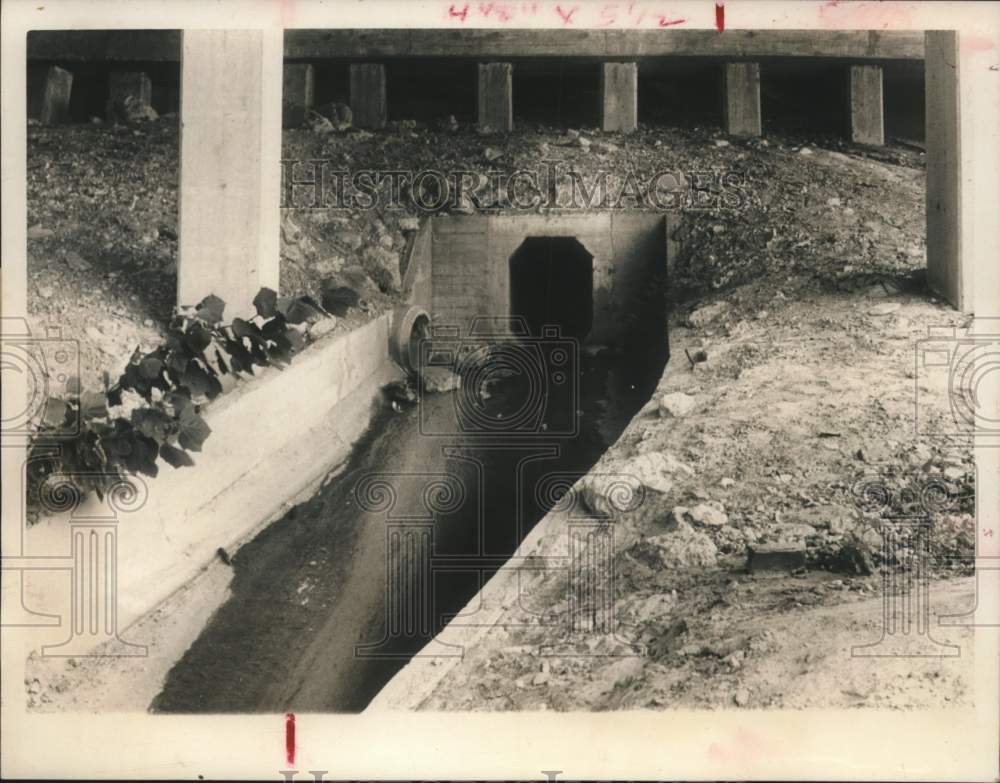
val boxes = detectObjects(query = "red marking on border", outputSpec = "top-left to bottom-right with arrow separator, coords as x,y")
715,2 -> 725,31
285,712 -> 296,765
658,16 -> 685,27
555,4 -> 577,24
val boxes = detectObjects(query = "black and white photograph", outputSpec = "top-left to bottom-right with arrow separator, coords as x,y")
2,0 -> 998,779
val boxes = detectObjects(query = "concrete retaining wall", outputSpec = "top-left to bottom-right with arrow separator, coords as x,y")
19,315 -> 401,648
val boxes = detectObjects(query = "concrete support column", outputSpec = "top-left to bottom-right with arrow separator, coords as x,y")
37,65 -> 73,125
477,62 -> 513,133
109,71 -> 152,108
925,31 -> 1000,315
282,63 -> 315,128
848,64 -> 884,146
600,62 -> 638,133
349,63 -> 387,129
106,71 -> 153,121
925,31 -> 968,310
178,30 -> 282,315
722,62 -> 761,137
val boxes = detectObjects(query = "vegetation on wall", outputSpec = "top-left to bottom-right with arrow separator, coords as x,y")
27,285 -> 350,509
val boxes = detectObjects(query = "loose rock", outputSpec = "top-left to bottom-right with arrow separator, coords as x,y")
658,392 -> 697,418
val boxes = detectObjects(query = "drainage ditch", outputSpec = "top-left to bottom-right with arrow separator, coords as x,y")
152,239 -> 668,713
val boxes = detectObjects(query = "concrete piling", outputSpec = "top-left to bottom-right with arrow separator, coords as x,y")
350,63 -> 387,129
106,71 -> 153,121
722,62 -> 761,137
925,31 -> 965,310
477,62 -> 513,133
282,63 -> 315,128
37,65 -> 74,125
177,30 -> 282,314
600,62 -> 638,133
848,64 -> 885,146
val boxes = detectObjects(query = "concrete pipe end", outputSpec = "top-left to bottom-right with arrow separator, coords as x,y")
390,306 -> 431,375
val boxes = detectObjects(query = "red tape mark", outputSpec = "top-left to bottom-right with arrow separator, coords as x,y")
715,2 -> 725,31
285,712 -> 296,765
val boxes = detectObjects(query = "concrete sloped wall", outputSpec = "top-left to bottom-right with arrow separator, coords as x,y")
18,316 -> 401,649
431,212 -> 668,346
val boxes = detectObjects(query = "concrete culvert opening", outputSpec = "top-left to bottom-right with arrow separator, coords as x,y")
509,236 -> 594,341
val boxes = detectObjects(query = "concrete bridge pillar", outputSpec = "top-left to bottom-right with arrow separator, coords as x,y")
848,64 -> 885,146
177,30 -> 282,315
107,71 -> 153,120
722,62 -> 761,137
600,62 -> 638,133
925,31 -> 971,311
478,62 -> 513,133
282,63 -> 315,128
34,65 -> 73,125
350,63 -> 387,129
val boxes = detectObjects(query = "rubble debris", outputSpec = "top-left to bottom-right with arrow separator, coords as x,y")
747,543 -> 807,573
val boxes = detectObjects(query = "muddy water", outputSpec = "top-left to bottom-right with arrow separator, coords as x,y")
152,340 -> 665,713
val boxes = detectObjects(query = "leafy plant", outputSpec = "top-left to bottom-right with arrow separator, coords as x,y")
27,285 -> 344,512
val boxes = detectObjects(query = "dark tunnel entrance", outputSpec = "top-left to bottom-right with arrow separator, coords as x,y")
509,237 -> 594,341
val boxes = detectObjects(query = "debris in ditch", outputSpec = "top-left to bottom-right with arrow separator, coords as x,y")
419,366 -> 461,394
684,347 -> 708,368
215,547 -> 232,565
746,543 -> 807,574
826,535 -> 876,576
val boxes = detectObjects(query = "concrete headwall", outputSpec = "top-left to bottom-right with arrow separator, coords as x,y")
431,212 -> 668,346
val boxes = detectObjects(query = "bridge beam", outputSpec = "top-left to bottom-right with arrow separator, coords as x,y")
177,30 -> 282,315
600,62 -> 638,133
478,62 -> 513,133
722,62 -> 761,137
848,64 -> 884,146
350,63 -> 387,129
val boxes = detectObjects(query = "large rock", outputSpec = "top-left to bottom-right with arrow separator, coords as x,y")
420,367 -> 461,394
687,301 -> 726,328
362,246 -> 402,292
658,392 -> 697,418
324,265 -> 378,298
767,522 -> 818,542
578,451 -> 693,520
644,521 -> 718,568
680,502 -> 728,527
788,504 -> 855,536
313,102 -> 353,131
